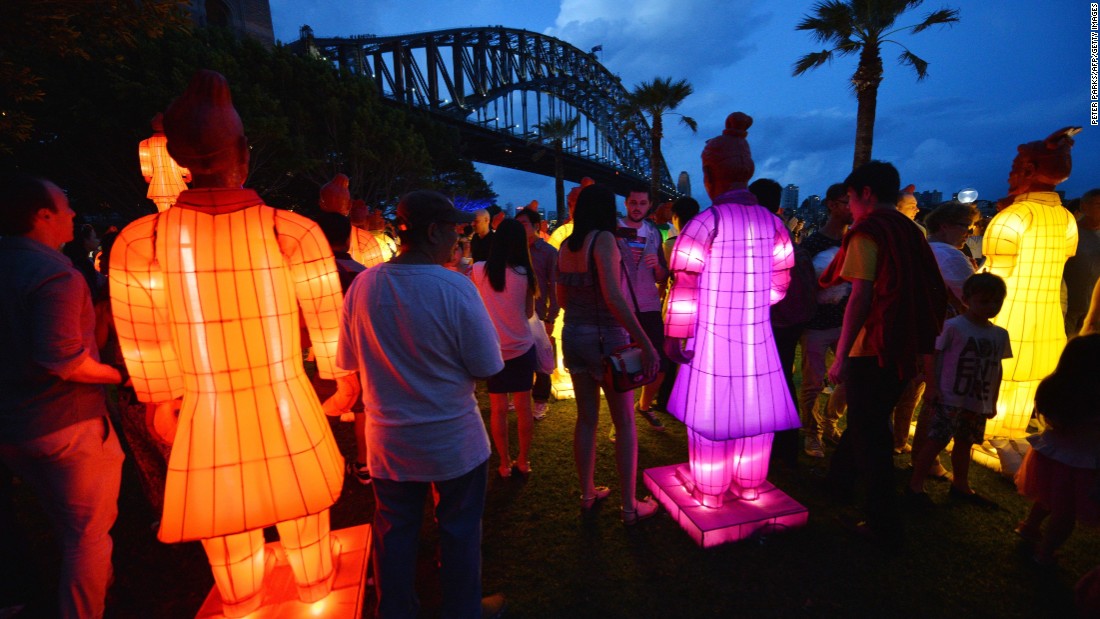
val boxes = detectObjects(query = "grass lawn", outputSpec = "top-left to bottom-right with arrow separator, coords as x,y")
2,382 -> 1097,618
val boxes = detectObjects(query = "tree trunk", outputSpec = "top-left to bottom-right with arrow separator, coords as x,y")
553,141 -> 566,224
851,46 -> 883,169
650,114 -> 663,204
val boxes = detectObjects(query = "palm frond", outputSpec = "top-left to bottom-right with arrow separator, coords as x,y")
792,50 -> 834,76
678,115 -> 698,132
911,8 -> 960,33
897,49 -> 929,80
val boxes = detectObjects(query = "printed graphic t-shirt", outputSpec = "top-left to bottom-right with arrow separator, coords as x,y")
935,314 -> 1012,416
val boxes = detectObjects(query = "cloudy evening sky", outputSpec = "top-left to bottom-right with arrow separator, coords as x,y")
269,0 -> 1096,208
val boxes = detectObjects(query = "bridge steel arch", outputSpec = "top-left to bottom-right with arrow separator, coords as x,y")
291,26 -> 677,198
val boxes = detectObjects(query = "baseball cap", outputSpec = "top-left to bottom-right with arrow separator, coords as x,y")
394,190 -> 475,232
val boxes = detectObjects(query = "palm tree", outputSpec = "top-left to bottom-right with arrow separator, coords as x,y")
793,0 -> 959,169
620,77 -> 697,202
532,115 -> 581,224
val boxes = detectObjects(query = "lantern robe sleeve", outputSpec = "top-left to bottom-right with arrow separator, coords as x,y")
109,214 -> 184,402
665,209 -> 715,339
771,225 -> 795,305
276,210 -> 349,381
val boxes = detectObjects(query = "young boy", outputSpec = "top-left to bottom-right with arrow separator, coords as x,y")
908,272 -> 1012,504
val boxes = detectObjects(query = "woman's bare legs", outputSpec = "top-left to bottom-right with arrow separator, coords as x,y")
512,390 -> 533,472
605,381 -> 639,510
572,372 -> 602,500
489,392 -> 512,476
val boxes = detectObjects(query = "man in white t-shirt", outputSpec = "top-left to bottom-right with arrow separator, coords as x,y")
617,187 -> 670,431
338,190 -> 506,619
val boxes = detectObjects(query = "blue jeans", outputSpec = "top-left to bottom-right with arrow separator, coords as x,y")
0,416 -> 124,619
372,460 -> 488,619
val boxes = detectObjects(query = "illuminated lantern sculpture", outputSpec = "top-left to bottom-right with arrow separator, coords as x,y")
350,198 -> 396,262
138,112 -> 191,212
983,127 -> 1080,440
111,71 -> 347,617
321,175 -> 385,268
646,112 -> 806,546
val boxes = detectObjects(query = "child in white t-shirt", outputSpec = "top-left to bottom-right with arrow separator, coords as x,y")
908,272 -> 1012,504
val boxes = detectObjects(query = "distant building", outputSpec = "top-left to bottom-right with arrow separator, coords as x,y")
781,184 -> 799,214
677,171 -> 692,197
916,190 -> 943,209
186,0 -> 274,47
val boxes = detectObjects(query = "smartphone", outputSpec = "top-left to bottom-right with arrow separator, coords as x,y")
614,226 -> 637,240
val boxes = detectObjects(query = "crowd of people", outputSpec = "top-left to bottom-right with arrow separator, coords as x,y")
2,69 -> 1099,619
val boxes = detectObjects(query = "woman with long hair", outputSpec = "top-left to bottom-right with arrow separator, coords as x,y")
472,218 -> 538,478
558,184 -> 660,525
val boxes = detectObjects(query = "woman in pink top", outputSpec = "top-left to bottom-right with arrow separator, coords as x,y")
472,219 -> 537,477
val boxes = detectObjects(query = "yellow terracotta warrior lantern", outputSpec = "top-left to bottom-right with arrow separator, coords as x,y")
138,112 -> 191,212
111,70 -> 348,617
983,127 -> 1081,439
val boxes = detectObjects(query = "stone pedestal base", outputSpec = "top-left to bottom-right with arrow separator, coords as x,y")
644,464 -> 807,548
196,524 -> 372,618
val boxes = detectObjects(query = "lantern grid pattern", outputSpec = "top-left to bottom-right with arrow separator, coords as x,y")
138,132 -> 191,212
983,192 -> 1078,437
665,196 -> 800,502
110,189 -> 346,612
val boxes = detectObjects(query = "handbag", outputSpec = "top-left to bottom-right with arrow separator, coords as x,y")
594,232 -> 656,392
603,343 -> 656,393
528,313 -> 555,375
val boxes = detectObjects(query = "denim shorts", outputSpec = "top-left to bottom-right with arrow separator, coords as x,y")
562,323 -> 629,380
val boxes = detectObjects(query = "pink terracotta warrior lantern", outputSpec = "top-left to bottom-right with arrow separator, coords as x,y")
138,112 -> 191,212
111,70 -> 349,616
646,112 -> 807,546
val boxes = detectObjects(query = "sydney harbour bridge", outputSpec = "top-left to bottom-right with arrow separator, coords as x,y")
289,26 -> 676,198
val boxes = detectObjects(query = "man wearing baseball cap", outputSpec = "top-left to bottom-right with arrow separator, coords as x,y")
337,190 -> 507,618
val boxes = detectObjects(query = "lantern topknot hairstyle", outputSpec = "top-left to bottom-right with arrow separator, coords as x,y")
163,70 -> 244,175
701,112 -> 754,184
319,173 -> 351,214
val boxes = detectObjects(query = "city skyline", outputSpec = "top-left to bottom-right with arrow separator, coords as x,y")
269,0 -> 1095,208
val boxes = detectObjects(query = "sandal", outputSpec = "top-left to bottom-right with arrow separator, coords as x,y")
621,496 -> 659,526
515,461 -> 532,476
580,486 -> 611,513
498,461 -> 513,479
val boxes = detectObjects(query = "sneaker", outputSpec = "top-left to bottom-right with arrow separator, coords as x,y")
804,435 -> 825,458
822,427 -> 842,445
532,401 -> 548,420
637,406 -> 666,431
347,461 -> 371,485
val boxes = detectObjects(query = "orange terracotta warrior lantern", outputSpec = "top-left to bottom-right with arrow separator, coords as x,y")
349,198 -> 396,263
111,70 -> 347,617
983,127 -> 1081,439
320,176 -> 385,268
138,112 -> 191,212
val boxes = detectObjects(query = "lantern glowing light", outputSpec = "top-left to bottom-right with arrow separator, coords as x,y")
111,194 -> 348,616
661,199 -> 800,506
646,112 -> 806,546
957,188 -> 978,204
983,192 -> 1078,437
138,113 -> 191,212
